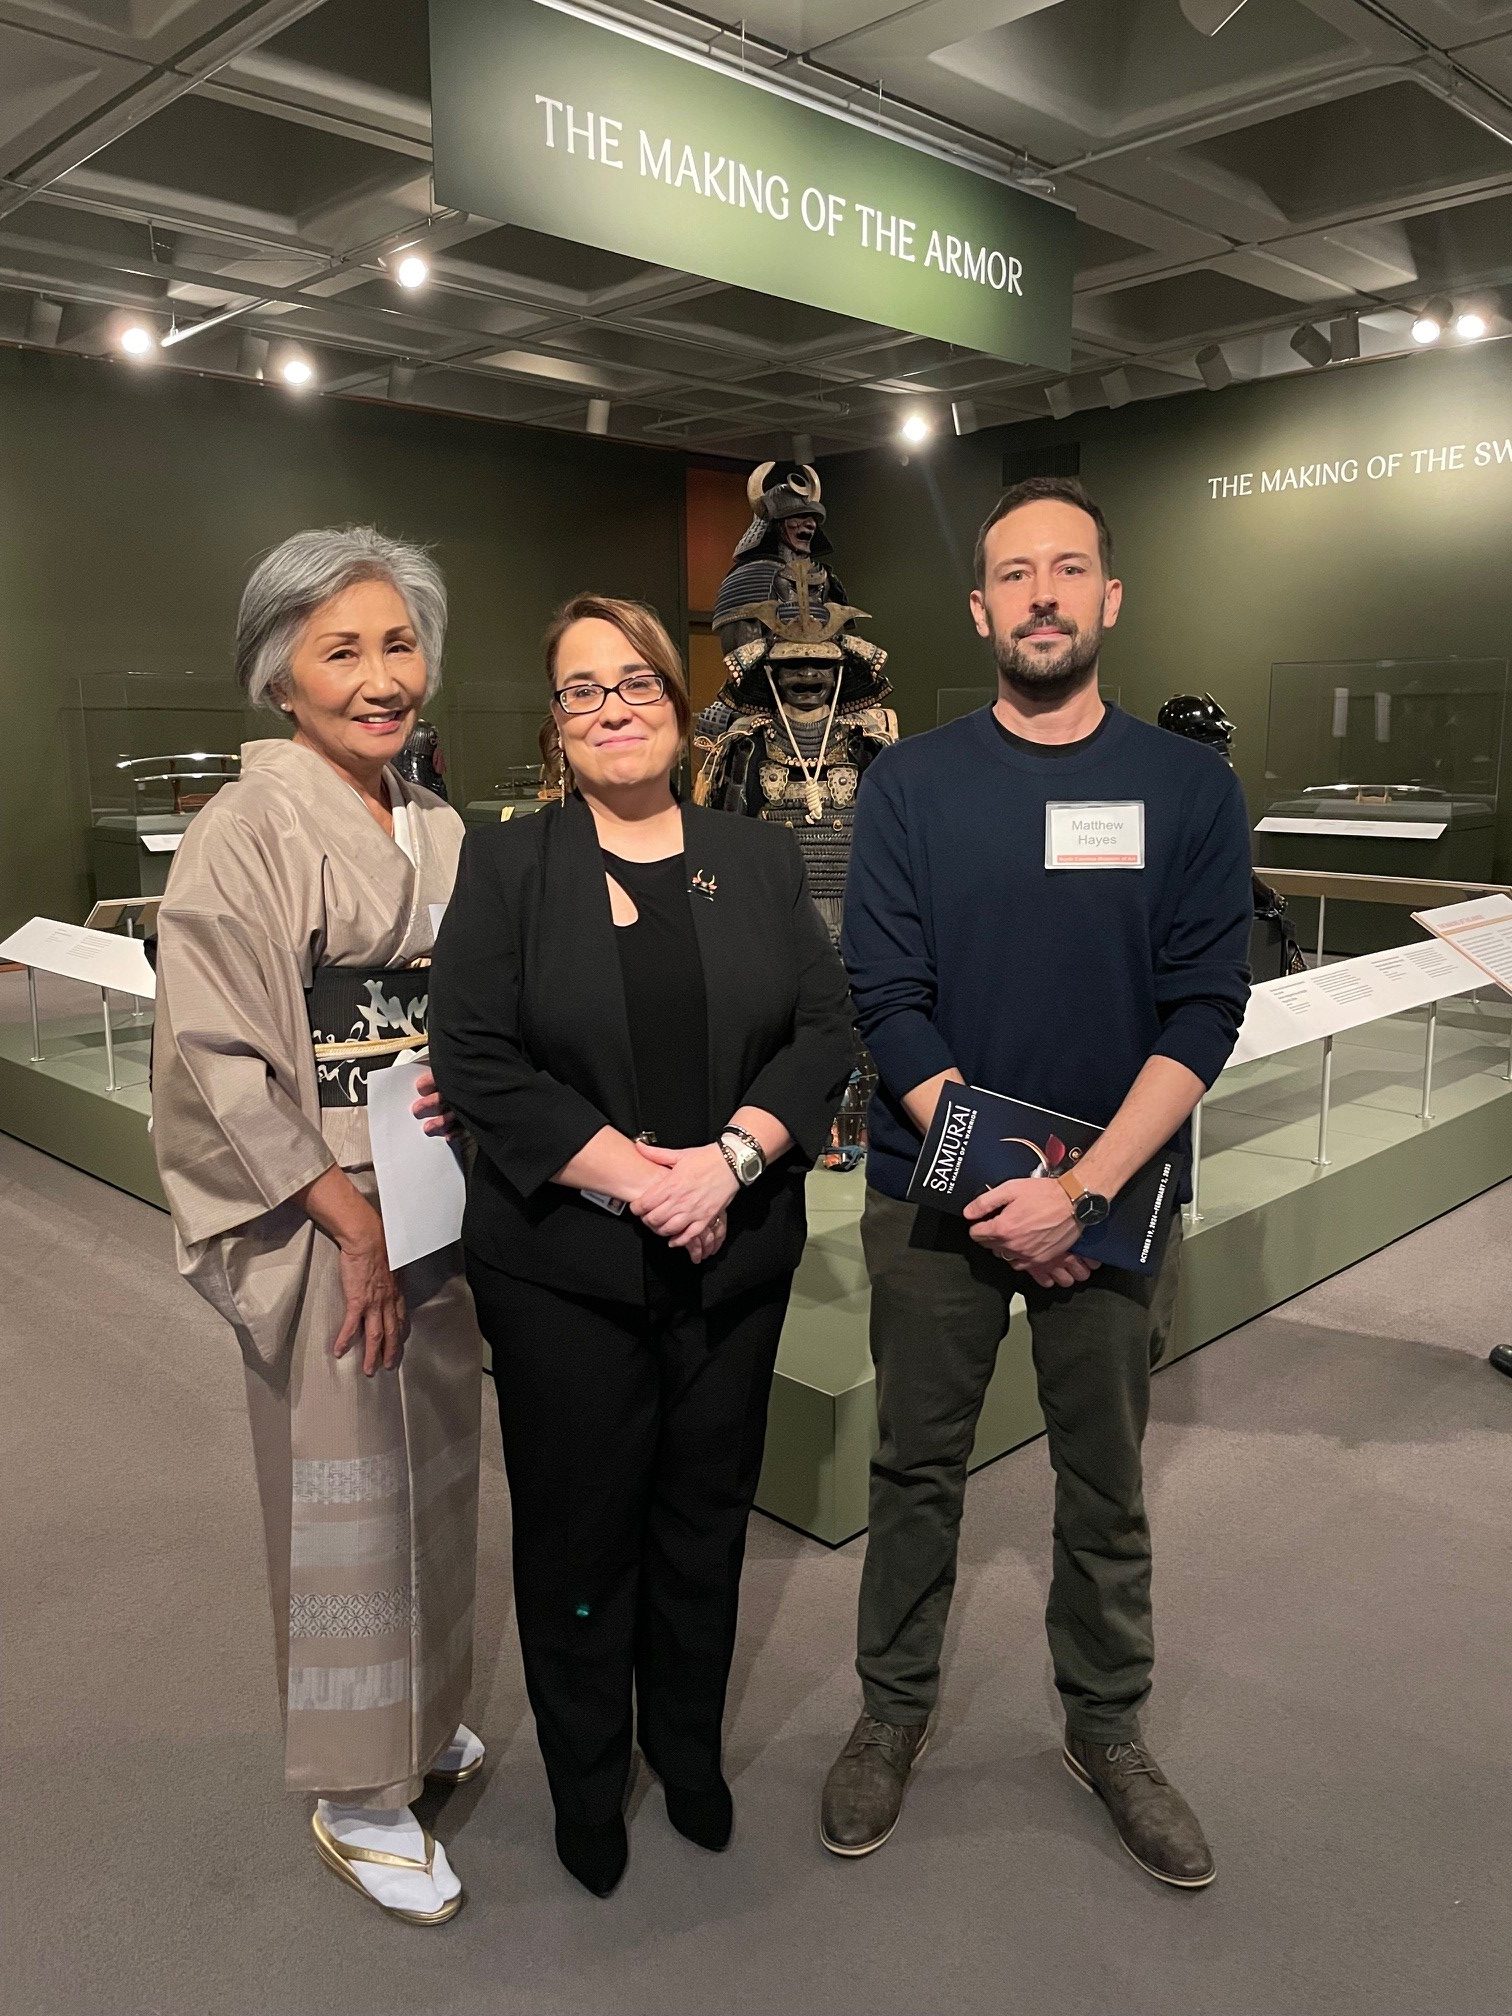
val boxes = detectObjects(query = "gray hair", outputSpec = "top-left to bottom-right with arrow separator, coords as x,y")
234,525 -> 447,712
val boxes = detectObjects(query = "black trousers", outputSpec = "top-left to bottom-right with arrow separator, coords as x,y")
468,1253 -> 791,1825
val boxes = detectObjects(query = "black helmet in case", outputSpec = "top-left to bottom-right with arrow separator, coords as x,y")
1158,691 -> 1235,753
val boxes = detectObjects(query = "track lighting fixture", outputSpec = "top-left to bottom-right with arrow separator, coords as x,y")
1289,323 -> 1333,370
119,321 -> 158,359
1329,314 -> 1361,363
1412,297 -> 1453,345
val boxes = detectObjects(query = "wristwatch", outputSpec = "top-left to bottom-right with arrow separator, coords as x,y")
718,1125 -> 766,1187
1056,1166 -> 1110,1227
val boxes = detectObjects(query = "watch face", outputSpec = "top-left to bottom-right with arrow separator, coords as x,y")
1076,1191 -> 1110,1226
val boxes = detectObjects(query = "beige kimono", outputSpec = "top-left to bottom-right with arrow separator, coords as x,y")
152,739 -> 482,1806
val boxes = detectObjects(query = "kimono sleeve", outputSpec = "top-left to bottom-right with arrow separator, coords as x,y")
152,829 -> 333,1248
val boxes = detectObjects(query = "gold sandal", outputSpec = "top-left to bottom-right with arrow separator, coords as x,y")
310,1809 -> 464,1925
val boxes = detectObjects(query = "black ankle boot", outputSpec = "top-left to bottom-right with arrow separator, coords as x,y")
554,1815 -> 628,1897
664,1777 -> 733,1852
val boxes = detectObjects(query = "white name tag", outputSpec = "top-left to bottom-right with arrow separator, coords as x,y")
1045,801 -> 1145,870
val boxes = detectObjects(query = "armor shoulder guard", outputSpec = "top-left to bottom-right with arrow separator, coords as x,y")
850,705 -> 900,746
840,634 -> 887,671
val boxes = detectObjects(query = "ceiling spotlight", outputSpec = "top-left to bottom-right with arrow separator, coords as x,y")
386,360 -> 417,402
1289,322 -> 1333,370
395,253 -> 430,290
1100,368 -> 1132,409
280,354 -> 315,388
1329,313 -> 1361,363
900,412 -> 931,445
1045,381 -> 1074,421
119,321 -> 157,358
586,398 -> 611,436
26,298 -> 64,348
791,432 -> 815,464
951,399 -> 980,438
1455,309 -> 1488,341
1412,296 -> 1452,345
1195,343 -> 1232,391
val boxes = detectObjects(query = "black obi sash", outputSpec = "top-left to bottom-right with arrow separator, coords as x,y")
305,962 -> 429,1108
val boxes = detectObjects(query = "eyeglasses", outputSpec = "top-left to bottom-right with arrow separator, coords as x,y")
552,671 -> 668,716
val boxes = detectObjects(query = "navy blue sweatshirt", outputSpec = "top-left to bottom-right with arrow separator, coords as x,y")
841,704 -> 1253,1202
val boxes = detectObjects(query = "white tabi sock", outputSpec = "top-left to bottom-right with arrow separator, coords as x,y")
316,1803 -> 462,1915
434,1724 -> 485,1776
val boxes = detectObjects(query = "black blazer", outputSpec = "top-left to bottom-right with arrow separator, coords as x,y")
428,793 -> 855,1307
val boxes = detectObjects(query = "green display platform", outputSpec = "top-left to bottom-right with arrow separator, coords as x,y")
4,993 -> 1511,1545
0,1008 -> 162,1206
758,1000 -> 1512,1542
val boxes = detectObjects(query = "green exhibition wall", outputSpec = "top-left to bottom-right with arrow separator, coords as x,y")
0,346 -> 685,938
822,341 -> 1512,876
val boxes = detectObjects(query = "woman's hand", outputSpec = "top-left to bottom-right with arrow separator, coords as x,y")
411,1066 -> 460,1140
332,1226 -> 410,1375
683,1213 -> 728,1266
630,1141 -> 740,1248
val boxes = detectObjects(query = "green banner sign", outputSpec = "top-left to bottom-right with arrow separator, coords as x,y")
429,0 -> 1075,370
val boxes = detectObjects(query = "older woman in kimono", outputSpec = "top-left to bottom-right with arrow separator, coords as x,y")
152,527 -> 484,1925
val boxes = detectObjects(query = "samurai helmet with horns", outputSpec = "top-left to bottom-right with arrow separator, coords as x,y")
731,459 -> 833,560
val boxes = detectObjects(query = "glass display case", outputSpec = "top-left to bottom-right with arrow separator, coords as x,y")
1254,657 -> 1507,953
448,679 -> 551,829
77,671 -> 265,898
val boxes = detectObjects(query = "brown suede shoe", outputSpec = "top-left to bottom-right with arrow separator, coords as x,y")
1063,1735 -> 1216,1889
820,1712 -> 930,1857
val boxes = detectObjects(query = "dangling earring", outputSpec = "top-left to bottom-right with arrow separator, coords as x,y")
551,728 -> 570,804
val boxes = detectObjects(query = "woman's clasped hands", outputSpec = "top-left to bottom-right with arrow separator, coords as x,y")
629,1139 -> 739,1265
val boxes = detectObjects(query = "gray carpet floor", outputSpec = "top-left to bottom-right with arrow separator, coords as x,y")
2,1126 -> 1509,2016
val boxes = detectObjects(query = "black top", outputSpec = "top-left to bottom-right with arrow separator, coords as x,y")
991,708 -> 1111,759
428,793 -> 855,1308
601,850 -> 711,1148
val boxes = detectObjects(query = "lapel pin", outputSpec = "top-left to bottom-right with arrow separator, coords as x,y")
691,869 -> 718,901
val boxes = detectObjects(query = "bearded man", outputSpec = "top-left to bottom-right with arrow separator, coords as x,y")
821,477 -> 1252,1890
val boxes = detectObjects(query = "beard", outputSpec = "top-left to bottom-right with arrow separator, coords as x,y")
989,609 -> 1103,700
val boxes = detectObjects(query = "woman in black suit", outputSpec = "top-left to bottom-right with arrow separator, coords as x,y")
428,594 -> 853,1897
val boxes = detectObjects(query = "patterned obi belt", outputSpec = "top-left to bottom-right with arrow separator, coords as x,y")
306,962 -> 429,1108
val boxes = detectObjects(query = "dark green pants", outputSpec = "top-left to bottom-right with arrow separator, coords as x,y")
856,1188 -> 1182,1745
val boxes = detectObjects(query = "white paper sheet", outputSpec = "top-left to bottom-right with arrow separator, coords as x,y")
140,833 -> 183,854
0,916 -> 156,999
1411,893 -> 1512,998
367,1056 -> 466,1269
1226,935 -> 1484,1066
1253,817 -> 1447,840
